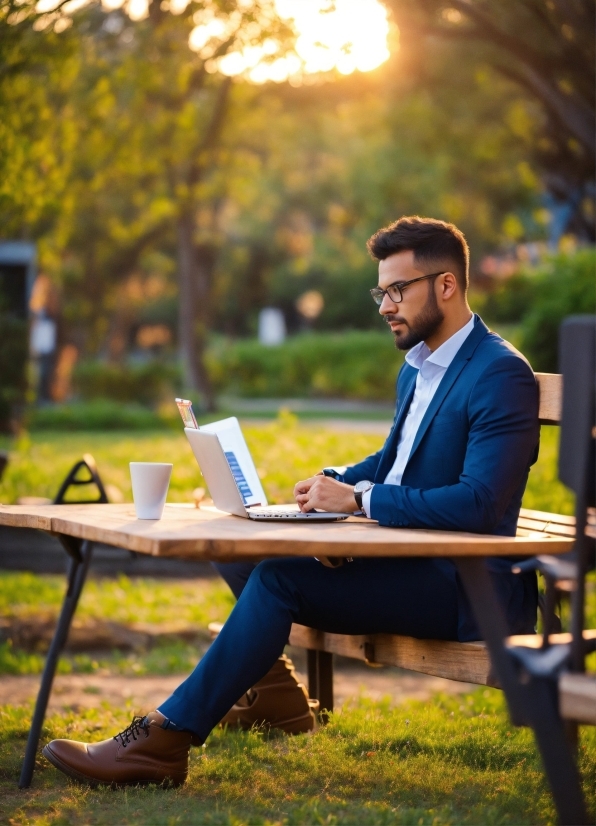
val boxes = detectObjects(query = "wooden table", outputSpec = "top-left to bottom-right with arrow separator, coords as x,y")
0,502 -> 575,792
0,501 -> 573,559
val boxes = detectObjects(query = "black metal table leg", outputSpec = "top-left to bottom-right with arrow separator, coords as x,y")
18,538 -> 93,789
307,649 -> 334,723
455,557 -> 589,826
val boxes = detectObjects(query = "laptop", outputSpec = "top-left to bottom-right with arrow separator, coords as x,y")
176,399 -> 350,522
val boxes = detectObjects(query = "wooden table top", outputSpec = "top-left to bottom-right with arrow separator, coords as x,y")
0,503 -> 574,561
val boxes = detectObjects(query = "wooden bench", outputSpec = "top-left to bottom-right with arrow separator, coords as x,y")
256,373 -> 594,712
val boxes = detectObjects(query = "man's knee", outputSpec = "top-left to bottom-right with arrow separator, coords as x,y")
246,557 -> 315,607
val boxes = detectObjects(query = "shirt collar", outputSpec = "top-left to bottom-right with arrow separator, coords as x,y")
405,314 -> 475,372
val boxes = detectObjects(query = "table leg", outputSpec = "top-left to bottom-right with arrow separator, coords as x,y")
307,649 -> 333,723
454,557 -> 589,826
18,539 -> 93,789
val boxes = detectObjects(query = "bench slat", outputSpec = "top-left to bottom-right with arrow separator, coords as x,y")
518,507 -> 575,527
536,372 -> 562,425
288,624 -> 496,687
516,518 -> 576,538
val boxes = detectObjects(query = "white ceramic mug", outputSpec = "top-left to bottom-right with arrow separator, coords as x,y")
130,462 -> 172,520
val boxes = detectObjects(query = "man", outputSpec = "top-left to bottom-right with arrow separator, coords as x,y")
42,216 -> 539,788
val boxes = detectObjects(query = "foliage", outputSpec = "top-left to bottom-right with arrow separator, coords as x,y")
26,400 -> 170,431
482,276 -> 538,325
1,693 -> 595,823
386,0 -> 595,240
73,360 -> 182,405
479,249 -> 596,372
207,331 -> 404,400
2,0 -> 564,388
519,249 -> 596,372
0,0 -> 78,238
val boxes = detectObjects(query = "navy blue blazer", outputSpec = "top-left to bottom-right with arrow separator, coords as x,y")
342,316 -> 540,641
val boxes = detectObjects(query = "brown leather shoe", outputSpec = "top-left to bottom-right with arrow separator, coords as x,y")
42,711 -> 191,787
220,655 -> 319,734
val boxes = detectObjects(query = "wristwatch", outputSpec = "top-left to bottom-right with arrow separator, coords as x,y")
353,480 -> 374,512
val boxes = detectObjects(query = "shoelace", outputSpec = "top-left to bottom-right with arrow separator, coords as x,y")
113,715 -> 151,748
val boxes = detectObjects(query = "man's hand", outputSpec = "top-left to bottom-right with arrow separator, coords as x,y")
293,475 -> 358,513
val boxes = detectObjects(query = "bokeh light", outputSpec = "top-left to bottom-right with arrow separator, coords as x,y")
190,0 -> 390,83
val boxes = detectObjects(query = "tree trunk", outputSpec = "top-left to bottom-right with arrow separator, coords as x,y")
176,212 -> 215,410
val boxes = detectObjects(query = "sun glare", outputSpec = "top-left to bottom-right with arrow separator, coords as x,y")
43,0 -> 390,82
211,0 -> 391,83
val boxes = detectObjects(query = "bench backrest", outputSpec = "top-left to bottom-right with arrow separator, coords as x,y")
536,372 -> 561,426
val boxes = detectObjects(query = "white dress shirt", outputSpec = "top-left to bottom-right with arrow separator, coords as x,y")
362,315 -> 475,517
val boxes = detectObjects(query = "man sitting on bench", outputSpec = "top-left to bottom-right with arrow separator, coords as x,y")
42,216 -> 540,789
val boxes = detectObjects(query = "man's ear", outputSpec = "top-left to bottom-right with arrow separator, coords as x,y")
439,271 -> 458,300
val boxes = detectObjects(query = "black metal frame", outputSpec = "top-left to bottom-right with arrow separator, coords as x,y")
53,454 -> 109,505
19,538 -> 94,789
18,454 -> 107,788
455,557 -> 589,825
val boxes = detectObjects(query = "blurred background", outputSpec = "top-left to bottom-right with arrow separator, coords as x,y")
0,0 -> 594,432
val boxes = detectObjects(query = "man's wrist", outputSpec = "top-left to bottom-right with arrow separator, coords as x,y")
361,486 -> 374,518
353,480 -> 374,513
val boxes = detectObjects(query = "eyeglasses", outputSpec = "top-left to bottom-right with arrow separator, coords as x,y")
369,271 -> 446,306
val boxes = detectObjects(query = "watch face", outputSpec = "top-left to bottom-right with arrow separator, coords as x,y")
354,480 -> 372,493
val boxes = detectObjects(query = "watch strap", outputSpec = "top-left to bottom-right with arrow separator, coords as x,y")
354,487 -> 364,511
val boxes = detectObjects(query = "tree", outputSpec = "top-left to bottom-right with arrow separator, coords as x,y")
384,0 -> 595,239
38,0 -> 293,408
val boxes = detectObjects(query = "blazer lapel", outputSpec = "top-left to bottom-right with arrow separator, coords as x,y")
375,366 -> 417,482
405,316 -> 489,466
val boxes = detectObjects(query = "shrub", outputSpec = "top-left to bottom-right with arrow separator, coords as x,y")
519,249 -> 596,372
205,330 -> 404,401
27,400 -> 169,431
73,360 -> 182,405
482,274 -> 537,324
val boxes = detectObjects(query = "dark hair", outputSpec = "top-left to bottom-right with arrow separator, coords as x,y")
367,216 -> 469,293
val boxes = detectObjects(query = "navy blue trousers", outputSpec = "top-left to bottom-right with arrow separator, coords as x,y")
158,556 -> 459,741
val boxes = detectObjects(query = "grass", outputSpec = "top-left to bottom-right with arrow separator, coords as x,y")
0,417 -> 574,513
0,574 -> 235,677
1,693 -> 595,824
0,412 -> 386,505
0,572 -> 235,626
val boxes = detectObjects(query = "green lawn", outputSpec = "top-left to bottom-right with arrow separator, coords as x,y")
0,418 -> 574,514
0,421 -> 592,824
2,693 -> 595,825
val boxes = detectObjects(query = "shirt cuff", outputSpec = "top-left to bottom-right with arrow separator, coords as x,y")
362,486 -> 374,518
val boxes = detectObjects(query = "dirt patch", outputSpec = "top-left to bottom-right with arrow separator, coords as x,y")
0,615 -> 208,653
0,665 -> 473,715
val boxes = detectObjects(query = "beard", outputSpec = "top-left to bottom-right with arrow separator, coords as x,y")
386,284 -> 444,351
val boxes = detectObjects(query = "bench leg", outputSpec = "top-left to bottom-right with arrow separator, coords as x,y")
455,557 -> 589,826
307,649 -> 333,723
18,539 -> 93,789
